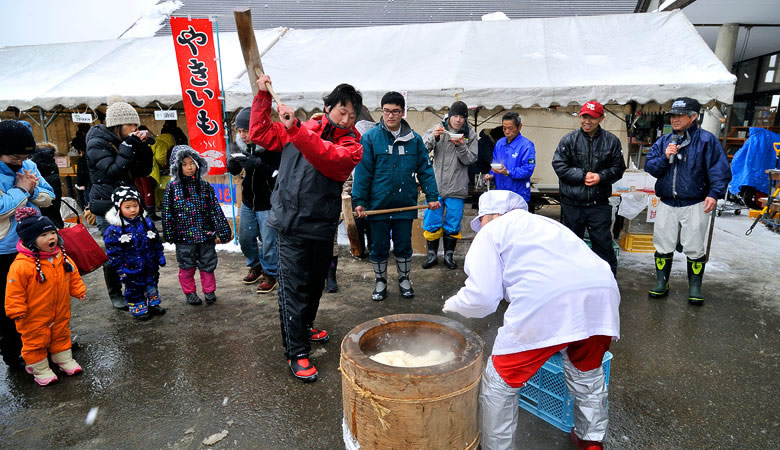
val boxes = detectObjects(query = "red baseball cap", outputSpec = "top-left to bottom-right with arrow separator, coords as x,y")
579,101 -> 604,118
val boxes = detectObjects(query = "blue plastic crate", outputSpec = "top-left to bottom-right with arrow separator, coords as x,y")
517,351 -> 612,432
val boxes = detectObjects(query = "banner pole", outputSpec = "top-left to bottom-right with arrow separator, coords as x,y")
212,15 -> 239,245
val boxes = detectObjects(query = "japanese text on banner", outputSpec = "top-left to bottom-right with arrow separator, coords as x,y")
170,17 -> 226,175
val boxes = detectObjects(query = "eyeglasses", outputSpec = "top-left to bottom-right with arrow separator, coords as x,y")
382,109 -> 403,116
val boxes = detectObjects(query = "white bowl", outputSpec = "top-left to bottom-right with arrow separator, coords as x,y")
448,132 -> 463,139
491,163 -> 503,170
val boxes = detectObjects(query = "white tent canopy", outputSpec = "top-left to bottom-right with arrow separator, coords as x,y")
0,11 -> 736,113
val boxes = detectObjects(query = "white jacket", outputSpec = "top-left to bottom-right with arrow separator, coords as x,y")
444,209 -> 620,355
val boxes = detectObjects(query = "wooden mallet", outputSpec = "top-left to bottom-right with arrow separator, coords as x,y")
234,8 -> 290,120
341,195 -> 428,257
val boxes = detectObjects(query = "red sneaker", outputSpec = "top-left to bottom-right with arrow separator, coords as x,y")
571,430 -> 603,450
288,358 -> 318,383
308,327 -> 330,343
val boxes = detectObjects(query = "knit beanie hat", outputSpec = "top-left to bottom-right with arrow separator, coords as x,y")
105,97 -> 140,128
234,107 -> 251,130
112,185 -> 143,211
0,121 -> 37,155
449,101 -> 468,118
15,207 -> 57,250
15,207 -> 73,281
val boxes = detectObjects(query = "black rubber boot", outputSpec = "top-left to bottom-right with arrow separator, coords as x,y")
104,265 -> 128,310
371,260 -> 387,301
110,296 -> 128,310
648,252 -> 673,298
421,239 -> 439,269
687,256 -> 706,306
396,257 -> 414,298
326,256 -> 338,293
443,236 -> 458,270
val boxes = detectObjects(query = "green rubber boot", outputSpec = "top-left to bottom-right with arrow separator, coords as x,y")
687,257 -> 706,306
648,252 -> 673,298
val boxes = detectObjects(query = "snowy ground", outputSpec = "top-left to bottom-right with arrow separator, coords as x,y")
619,211 -> 780,311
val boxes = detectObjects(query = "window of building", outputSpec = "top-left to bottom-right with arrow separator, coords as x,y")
735,58 -> 759,95
757,52 -> 780,92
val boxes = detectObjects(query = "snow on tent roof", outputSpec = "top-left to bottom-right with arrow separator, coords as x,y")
0,11 -> 735,112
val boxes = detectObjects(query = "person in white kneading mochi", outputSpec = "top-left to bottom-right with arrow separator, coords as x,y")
442,190 -> 620,450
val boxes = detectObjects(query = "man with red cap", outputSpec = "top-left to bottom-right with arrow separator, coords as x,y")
552,101 -> 626,275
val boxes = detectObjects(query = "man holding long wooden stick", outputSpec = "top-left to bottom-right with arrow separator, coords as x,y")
249,74 -> 363,383
352,92 -> 440,302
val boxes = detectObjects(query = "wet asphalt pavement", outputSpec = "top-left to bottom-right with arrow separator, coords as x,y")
0,207 -> 778,449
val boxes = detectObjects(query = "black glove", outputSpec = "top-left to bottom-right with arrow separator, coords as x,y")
123,134 -> 143,149
240,154 -> 262,169
227,157 -> 242,174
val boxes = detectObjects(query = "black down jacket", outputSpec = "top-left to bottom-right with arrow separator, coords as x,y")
226,135 -> 281,212
85,125 -> 153,215
552,127 -> 626,206
32,143 -> 64,228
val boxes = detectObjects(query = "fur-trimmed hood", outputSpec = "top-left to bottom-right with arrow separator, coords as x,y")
32,142 -> 59,178
105,205 -> 147,226
169,145 -> 208,183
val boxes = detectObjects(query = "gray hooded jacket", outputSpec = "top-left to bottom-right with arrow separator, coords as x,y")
422,119 -> 477,199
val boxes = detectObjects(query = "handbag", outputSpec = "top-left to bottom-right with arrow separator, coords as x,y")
82,206 -> 97,226
59,202 -> 108,274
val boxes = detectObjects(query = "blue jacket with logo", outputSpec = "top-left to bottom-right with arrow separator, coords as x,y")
353,119 -> 439,221
645,123 -> 731,207
489,133 -> 536,201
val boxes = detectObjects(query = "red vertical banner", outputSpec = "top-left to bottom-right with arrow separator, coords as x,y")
170,17 -> 226,175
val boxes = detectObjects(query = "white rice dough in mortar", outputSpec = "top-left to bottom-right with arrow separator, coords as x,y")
369,349 -> 456,367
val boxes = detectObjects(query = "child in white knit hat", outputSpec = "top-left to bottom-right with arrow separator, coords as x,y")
86,97 -> 155,311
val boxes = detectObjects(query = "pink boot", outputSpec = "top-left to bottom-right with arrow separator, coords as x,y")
51,349 -> 83,376
26,358 -> 59,386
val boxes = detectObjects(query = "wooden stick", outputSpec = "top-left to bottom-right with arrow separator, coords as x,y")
234,9 -> 289,119
361,205 -> 428,217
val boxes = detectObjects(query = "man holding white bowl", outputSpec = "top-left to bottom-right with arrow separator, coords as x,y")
483,112 -> 536,202
420,101 -> 478,270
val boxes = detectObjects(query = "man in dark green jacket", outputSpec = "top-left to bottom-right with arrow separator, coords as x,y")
353,92 -> 440,301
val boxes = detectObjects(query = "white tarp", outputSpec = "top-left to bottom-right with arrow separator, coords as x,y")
0,11 -> 735,112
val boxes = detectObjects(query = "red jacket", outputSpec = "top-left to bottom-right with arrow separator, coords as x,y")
248,91 -> 362,182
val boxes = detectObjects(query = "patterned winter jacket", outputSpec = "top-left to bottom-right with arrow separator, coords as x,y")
161,146 -> 232,244
104,208 -> 165,278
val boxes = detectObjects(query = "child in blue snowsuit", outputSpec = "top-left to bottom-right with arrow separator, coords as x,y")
104,186 -> 166,320
162,145 -> 232,306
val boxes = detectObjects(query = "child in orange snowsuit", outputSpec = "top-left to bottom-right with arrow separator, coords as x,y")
4,207 -> 86,386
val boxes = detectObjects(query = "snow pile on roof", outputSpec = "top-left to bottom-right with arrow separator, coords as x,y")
482,12 -> 510,21
121,1 -> 184,39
